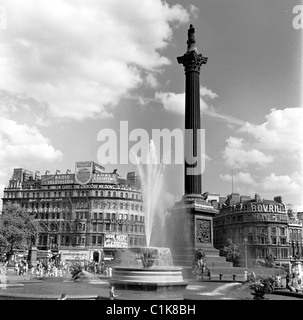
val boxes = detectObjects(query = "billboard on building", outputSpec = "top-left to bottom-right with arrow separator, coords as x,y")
92,173 -> 118,184
75,161 -> 93,185
41,174 -> 75,185
104,233 -> 128,248
59,250 -> 90,262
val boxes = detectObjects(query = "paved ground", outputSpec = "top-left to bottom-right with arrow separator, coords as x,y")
1,270 -> 302,300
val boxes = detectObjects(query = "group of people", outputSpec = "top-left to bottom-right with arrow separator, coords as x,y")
82,260 -> 112,277
14,259 -> 30,276
35,260 -> 69,278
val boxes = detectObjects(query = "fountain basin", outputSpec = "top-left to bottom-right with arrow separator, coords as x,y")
110,266 -> 188,291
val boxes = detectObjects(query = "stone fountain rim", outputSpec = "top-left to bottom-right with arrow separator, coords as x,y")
112,266 -> 182,271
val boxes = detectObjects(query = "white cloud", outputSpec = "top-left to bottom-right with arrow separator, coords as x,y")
0,0 -> 192,121
155,86 -> 216,115
238,107 -> 303,159
223,137 -> 274,168
220,171 -> 255,184
257,172 -> 302,195
0,116 -> 63,187
155,91 -> 186,115
219,171 -> 303,199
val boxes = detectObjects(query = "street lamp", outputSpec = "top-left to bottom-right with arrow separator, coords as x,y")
244,237 -> 248,269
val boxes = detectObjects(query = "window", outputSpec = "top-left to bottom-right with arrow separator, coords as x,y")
271,237 -> 277,245
113,192 -> 116,197
281,248 -> 288,258
97,236 -> 102,245
105,224 -> 110,231
259,236 -> 266,244
106,212 -> 111,219
93,224 -> 97,232
95,191 -> 98,197
112,213 -> 116,220
120,203 -> 123,210
99,212 -> 103,220
92,236 -> 96,245
100,191 -> 104,197
120,192 -> 123,198
108,191 -> 111,197
271,227 -> 276,235
280,228 -> 285,236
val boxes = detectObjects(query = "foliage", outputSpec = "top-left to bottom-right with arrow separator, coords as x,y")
219,239 -> 240,267
247,276 -> 275,300
0,202 -> 41,258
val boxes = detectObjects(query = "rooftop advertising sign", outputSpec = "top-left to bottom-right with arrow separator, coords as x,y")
41,174 -> 75,185
75,161 -> 93,185
92,173 -> 118,184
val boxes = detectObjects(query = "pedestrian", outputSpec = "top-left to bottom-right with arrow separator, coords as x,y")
243,271 -> 248,282
109,285 -> 117,300
58,292 -> 67,300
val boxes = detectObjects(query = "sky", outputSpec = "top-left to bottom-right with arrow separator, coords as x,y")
0,0 -> 302,210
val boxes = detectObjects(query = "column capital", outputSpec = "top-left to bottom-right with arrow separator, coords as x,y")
177,50 -> 208,72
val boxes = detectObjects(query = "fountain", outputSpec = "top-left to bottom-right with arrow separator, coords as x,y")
110,140 -> 188,291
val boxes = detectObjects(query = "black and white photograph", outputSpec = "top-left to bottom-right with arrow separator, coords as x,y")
0,0 -> 302,311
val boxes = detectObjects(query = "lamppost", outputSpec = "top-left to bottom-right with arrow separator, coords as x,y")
244,237 -> 248,269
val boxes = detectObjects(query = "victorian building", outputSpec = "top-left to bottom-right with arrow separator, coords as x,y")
212,193 -> 303,268
2,161 -> 145,263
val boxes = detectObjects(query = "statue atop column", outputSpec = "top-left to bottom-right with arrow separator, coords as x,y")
187,24 -> 196,50
178,24 -> 207,72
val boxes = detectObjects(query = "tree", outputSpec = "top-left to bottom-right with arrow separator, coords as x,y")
219,239 -> 241,267
0,201 -> 41,260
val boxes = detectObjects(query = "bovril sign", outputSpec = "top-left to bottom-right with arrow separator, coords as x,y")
250,203 -> 285,213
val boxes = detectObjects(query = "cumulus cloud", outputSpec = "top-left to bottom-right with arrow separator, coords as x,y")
238,107 -> 303,159
155,86 -> 216,115
223,137 -> 274,168
257,172 -> 302,195
0,117 -> 63,164
0,0 -> 192,120
223,107 -> 303,168
0,116 -> 63,190
220,171 -> 303,198
220,171 -> 255,184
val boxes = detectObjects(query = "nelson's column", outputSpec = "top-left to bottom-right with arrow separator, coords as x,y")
166,25 -> 224,277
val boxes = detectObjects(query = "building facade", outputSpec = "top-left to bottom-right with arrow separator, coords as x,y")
212,193 -> 303,268
2,161 -> 145,263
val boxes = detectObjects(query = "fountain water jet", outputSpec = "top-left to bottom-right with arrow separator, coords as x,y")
137,140 -> 164,247
110,140 -> 188,291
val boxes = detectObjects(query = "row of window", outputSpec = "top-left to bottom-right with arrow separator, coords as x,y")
91,212 -> 144,221
5,190 -> 142,200
38,235 -> 146,247
21,201 -> 143,212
